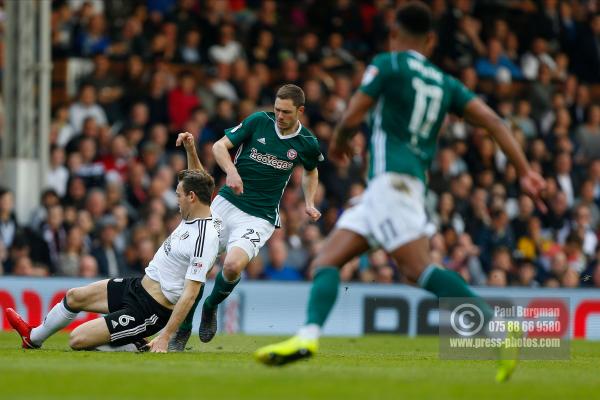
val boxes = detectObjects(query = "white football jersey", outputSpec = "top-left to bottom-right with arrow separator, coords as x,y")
145,217 -> 221,304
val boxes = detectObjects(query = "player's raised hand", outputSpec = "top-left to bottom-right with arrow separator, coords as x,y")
305,206 -> 321,222
519,169 -> 547,213
148,335 -> 169,353
176,132 -> 195,150
226,169 -> 244,195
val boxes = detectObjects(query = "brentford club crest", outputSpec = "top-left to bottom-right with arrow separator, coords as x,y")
287,149 -> 297,160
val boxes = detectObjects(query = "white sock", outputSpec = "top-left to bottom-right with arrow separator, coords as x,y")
30,298 -> 78,346
297,324 -> 321,340
95,343 -> 140,352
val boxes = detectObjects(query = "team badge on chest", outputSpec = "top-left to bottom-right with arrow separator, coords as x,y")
287,149 -> 297,160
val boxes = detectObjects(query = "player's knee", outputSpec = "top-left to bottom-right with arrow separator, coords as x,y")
69,330 -> 87,350
65,288 -> 85,310
306,257 -> 341,279
310,254 -> 338,270
308,258 -> 320,272
222,258 -> 245,280
398,262 -> 428,283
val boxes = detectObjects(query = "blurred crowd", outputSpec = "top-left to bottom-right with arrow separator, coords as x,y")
0,0 -> 600,289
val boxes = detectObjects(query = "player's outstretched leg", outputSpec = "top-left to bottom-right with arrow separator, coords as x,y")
254,268 -> 339,365
169,286 -> 204,351
200,270 -> 240,342
6,293 -> 79,349
255,230 -> 368,366
417,263 -> 520,381
198,301 -> 219,343
254,335 -> 320,366
397,238 -> 516,382
495,324 -> 522,383
5,308 -> 40,349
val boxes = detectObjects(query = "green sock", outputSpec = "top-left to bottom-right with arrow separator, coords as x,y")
419,264 -> 493,322
179,285 -> 204,331
306,267 -> 340,327
204,270 -> 240,310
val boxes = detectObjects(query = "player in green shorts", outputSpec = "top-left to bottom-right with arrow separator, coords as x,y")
168,84 -> 323,351
254,2 -> 545,383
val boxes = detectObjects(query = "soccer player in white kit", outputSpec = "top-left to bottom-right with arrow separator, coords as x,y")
5,132 -> 220,353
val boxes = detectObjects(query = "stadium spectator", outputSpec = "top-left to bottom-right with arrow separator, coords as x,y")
574,13 -> 600,83
521,37 -> 557,81
553,151 -> 579,207
168,71 -> 200,131
0,188 -> 18,251
68,84 -> 108,133
81,53 -> 124,123
90,216 -> 128,278
487,268 -> 508,287
575,104 -> 600,162
176,28 -> 203,64
264,240 -> 302,281
74,13 -> 111,57
475,38 -> 523,81
40,205 -> 67,272
78,254 -> 99,278
58,226 -> 88,277
574,180 -> 600,230
12,256 -> 36,277
478,209 -> 515,272
558,204 -> 597,259
46,146 -> 70,197
208,23 -> 243,65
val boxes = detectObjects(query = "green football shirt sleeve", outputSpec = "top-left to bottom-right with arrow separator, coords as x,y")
358,55 -> 387,99
302,140 -> 324,171
224,112 -> 261,147
447,76 -> 476,117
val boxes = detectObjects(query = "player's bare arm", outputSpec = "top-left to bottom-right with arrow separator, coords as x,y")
302,168 -> 321,222
176,132 -> 205,172
331,92 -> 374,160
213,136 -> 244,195
463,98 -> 547,212
148,279 -> 203,353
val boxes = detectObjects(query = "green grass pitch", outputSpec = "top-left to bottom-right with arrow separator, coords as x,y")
0,332 -> 599,400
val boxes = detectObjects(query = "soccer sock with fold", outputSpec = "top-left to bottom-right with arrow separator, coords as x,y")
418,264 -> 494,323
204,270 -> 240,310
179,285 -> 204,331
298,267 -> 340,339
30,297 -> 78,346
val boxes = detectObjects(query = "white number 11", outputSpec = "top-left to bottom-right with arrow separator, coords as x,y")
408,77 -> 443,145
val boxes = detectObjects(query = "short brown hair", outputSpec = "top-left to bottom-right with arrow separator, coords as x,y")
276,84 -> 305,107
177,169 -> 214,205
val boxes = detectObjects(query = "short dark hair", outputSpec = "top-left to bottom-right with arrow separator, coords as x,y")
177,169 -> 214,206
276,84 -> 305,107
396,1 -> 433,36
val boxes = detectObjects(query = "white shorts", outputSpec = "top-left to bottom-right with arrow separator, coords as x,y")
336,173 -> 428,252
211,195 -> 275,260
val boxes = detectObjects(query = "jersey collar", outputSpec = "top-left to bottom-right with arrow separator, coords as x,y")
407,50 -> 426,60
184,216 -> 213,224
274,120 -> 302,140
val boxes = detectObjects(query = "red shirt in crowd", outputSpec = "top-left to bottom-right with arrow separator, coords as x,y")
168,88 -> 200,130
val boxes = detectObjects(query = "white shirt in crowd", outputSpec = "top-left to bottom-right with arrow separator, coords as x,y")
68,102 -> 108,133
